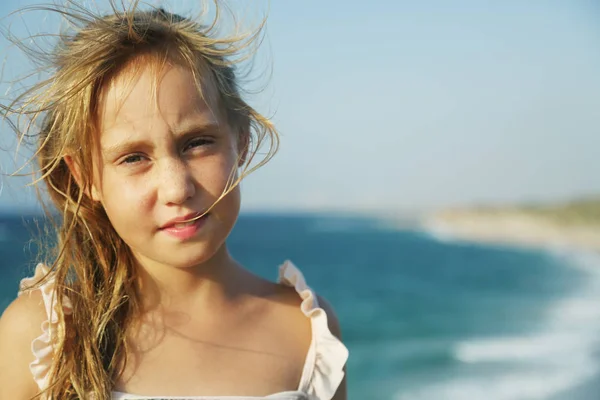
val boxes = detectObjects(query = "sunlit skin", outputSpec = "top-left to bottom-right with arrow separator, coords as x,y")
66,61 -> 311,396
87,61 -> 246,296
0,10 -> 346,399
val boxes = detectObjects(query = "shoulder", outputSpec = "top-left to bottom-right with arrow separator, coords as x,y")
0,289 -> 48,353
237,264 -> 311,342
316,294 -> 342,339
274,260 -> 343,338
276,260 -> 342,335
275,261 -> 348,400
263,281 -> 312,341
0,291 -> 46,398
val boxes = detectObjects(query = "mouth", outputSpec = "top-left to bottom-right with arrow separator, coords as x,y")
160,211 -> 209,230
159,212 -> 209,239
166,219 -> 200,229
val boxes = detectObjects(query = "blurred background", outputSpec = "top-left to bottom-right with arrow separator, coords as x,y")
1,1 -> 600,399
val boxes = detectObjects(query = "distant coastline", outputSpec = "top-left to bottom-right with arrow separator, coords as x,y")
423,198 -> 600,252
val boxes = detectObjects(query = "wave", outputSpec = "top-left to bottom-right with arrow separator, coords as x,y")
395,247 -> 600,400
545,250 -> 600,333
453,333 -> 592,364
419,219 -> 461,244
547,247 -> 600,275
394,366 -> 598,400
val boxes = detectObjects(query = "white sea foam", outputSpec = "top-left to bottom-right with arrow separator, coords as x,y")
549,297 -> 600,329
420,219 -> 512,249
395,246 -> 600,400
420,220 -> 460,243
453,333 -> 590,364
548,248 -> 600,275
545,250 -> 600,333
394,366 -> 598,400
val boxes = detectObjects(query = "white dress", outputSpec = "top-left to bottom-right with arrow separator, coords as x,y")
19,261 -> 349,400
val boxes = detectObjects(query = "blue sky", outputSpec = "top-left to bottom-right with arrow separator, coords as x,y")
0,0 -> 599,213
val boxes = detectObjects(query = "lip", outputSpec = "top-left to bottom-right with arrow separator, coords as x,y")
160,212 -> 209,240
160,212 -> 203,230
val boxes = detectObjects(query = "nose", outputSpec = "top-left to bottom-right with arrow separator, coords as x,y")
157,158 -> 196,205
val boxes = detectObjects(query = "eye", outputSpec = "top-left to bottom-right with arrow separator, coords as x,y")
121,154 -> 145,164
184,137 -> 213,152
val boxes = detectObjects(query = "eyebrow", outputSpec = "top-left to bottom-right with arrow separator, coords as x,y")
102,140 -> 152,160
101,120 -> 221,159
171,120 -> 220,136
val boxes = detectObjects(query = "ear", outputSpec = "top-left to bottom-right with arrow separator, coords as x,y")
64,155 -> 101,202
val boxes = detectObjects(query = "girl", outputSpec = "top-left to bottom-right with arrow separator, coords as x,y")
0,2 -> 348,399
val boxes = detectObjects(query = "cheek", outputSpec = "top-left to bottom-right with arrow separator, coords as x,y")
98,172 -> 153,221
213,184 -> 241,230
193,153 -> 240,196
195,156 -> 242,220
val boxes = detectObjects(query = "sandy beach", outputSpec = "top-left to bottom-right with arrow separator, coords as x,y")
424,208 -> 600,252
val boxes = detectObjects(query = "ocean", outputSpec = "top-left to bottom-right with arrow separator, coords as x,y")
1,212 -> 599,400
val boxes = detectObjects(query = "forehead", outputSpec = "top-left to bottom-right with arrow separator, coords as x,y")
97,59 -> 222,135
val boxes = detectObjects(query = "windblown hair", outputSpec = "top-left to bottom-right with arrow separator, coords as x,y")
1,1 -> 278,398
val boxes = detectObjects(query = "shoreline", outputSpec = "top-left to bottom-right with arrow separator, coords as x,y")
422,209 -> 600,253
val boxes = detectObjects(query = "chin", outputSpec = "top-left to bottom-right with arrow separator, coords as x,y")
161,243 -> 227,269
157,254 -> 212,270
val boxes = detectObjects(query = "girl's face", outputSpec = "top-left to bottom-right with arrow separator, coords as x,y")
90,62 -> 242,270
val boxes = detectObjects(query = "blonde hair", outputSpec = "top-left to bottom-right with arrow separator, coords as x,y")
1,1 -> 278,398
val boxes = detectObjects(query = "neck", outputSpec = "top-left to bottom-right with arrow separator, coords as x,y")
133,244 -> 245,312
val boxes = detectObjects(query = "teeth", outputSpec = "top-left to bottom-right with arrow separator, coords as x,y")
172,220 -> 196,229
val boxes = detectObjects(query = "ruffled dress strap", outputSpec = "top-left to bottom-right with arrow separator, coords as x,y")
17,263 -> 73,391
278,261 -> 349,400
